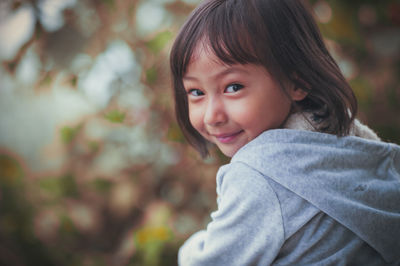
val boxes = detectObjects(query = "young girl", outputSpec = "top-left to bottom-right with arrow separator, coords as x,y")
170,0 -> 400,265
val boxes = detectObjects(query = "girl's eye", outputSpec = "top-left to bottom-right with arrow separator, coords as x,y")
225,83 -> 244,93
187,89 -> 204,97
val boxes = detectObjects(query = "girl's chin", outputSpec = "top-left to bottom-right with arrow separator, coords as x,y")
217,145 -> 241,158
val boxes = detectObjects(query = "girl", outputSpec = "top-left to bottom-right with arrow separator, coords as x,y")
170,0 -> 400,265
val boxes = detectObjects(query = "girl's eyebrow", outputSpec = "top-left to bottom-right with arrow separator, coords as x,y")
183,67 -> 249,81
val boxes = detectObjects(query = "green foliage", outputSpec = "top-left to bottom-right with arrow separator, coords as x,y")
88,141 -> 100,153
386,86 -> 399,109
146,31 -> 174,54
0,154 -> 23,186
91,178 -> 112,193
146,66 -> 158,84
61,125 -> 81,144
322,3 -> 361,45
134,225 -> 173,265
39,174 -> 79,199
104,110 -> 126,123
167,123 -> 185,142
101,0 -> 115,8
350,77 -> 374,108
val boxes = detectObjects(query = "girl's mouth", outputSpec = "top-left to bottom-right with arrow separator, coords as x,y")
213,130 -> 244,144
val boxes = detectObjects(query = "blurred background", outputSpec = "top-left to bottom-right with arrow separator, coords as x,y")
0,0 -> 399,265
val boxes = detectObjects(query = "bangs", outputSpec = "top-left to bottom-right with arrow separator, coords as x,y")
203,0 -> 261,66
172,0 -> 266,79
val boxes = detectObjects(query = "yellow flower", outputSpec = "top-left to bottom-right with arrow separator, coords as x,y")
136,226 -> 170,245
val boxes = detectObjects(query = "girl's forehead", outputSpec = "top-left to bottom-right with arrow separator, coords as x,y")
190,40 -> 212,61
189,40 -> 228,68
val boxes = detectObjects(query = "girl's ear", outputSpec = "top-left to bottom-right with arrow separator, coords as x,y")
289,86 -> 308,101
288,73 -> 309,101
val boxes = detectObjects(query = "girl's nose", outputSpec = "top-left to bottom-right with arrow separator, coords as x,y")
204,98 -> 227,126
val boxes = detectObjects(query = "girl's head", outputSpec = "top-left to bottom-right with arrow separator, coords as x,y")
170,0 -> 358,157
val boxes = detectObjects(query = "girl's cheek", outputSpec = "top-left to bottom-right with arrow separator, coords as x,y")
188,105 -> 204,131
227,101 -> 250,120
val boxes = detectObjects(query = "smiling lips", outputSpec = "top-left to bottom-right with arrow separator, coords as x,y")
212,130 -> 244,144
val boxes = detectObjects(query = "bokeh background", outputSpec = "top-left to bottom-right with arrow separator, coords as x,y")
0,0 -> 399,265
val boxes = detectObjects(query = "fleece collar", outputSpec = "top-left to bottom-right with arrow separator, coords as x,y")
283,112 -> 380,141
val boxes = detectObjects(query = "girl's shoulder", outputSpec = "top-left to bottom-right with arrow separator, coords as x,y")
217,160 -> 327,242
216,161 -> 273,197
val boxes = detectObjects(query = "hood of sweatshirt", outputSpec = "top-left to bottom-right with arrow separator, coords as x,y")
232,129 -> 400,263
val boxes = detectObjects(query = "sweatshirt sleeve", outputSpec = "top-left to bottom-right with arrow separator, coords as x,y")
178,162 -> 285,266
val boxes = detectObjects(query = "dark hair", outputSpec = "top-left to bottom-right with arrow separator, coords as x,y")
170,0 -> 358,157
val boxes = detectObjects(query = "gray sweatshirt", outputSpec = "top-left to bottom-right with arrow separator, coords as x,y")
178,127 -> 400,265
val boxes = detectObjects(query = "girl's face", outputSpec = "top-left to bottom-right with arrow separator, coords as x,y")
183,47 -> 305,157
